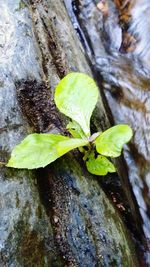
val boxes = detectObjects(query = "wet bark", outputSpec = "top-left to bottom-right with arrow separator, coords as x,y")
0,0 -> 140,266
65,1 -> 150,261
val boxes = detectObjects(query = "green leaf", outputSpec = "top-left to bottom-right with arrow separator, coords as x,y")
66,120 -> 86,139
57,138 -> 88,156
86,152 -> 116,176
55,72 -> 99,137
7,134 -> 89,169
95,124 -> 133,158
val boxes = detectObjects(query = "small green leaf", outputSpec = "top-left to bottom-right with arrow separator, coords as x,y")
7,134 -> 89,169
57,138 -> 88,156
55,72 -> 99,137
86,152 -> 116,176
67,120 -> 86,139
95,124 -> 133,157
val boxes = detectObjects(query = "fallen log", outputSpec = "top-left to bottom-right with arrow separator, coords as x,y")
0,0 -> 140,266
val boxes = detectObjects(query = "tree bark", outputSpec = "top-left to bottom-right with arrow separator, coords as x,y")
0,1 -> 140,266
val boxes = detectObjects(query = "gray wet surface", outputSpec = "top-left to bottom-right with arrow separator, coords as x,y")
0,0 -> 141,266
0,1 -> 62,266
64,0 -> 150,264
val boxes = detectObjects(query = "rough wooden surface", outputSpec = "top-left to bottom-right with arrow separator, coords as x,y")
0,0 -> 140,266
67,1 -> 150,260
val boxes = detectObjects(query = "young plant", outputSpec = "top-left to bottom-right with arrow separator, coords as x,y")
7,72 -> 133,176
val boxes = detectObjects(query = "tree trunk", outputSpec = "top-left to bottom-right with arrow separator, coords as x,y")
0,1 -> 140,266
